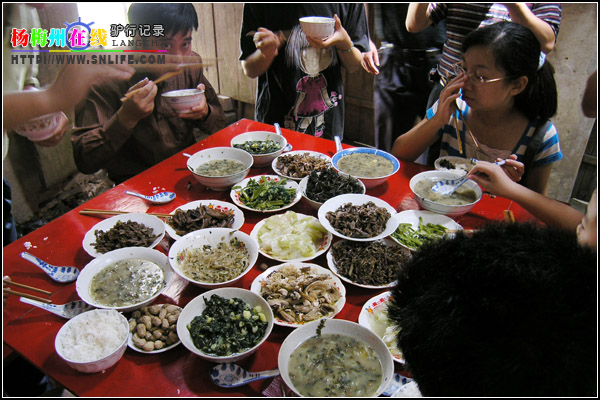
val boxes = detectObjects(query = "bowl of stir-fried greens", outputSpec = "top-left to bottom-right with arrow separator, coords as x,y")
230,175 -> 301,213
231,131 -> 287,167
177,288 -> 274,362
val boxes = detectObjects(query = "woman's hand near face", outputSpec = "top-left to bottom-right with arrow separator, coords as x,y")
431,73 -> 467,126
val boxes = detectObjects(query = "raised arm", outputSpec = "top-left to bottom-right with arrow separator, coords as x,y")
406,3 -> 433,33
504,3 -> 557,53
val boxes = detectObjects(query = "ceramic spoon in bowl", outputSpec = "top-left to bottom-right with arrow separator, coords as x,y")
125,190 -> 176,204
274,123 -> 292,152
210,363 -> 280,388
20,252 -> 80,283
20,297 -> 94,319
432,160 -> 506,196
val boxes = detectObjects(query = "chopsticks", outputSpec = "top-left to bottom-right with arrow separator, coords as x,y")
3,277 -> 52,304
79,209 -> 172,219
120,69 -> 184,102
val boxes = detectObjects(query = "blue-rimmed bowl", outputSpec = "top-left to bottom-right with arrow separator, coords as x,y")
332,138 -> 400,189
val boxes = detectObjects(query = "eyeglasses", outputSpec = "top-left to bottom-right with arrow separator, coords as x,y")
452,63 -> 507,85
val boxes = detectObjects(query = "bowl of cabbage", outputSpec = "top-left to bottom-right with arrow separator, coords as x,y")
168,228 -> 258,289
187,147 -> 254,191
278,318 -> 394,397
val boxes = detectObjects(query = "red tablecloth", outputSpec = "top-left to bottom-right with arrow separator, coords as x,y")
2,119 -> 536,396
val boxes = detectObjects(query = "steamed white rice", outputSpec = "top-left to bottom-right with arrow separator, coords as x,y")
57,309 -> 127,362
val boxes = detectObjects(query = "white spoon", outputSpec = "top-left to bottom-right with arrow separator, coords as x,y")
20,252 -> 80,283
432,159 -> 506,196
274,123 -> 292,152
125,190 -> 176,204
210,363 -> 280,388
19,297 -> 94,319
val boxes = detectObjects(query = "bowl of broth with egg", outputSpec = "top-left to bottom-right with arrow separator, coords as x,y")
278,318 -> 394,397
187,147 -> 254,191
409,170 -> 482,217
332,147 -> 400,189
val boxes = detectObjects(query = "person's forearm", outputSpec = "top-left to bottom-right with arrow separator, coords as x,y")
505,3 -> 556,53
406,3 -> 432,33
391,117 -> 443,161
335,44 -> 363,73
3,89 -> 59,131
241,49 -> 277,79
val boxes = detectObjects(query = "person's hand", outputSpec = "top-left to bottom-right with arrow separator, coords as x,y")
306,15 -> 353,52
468,160 -> 520,199
361,39 -> 379,75
34,112 -> 69,147
253,28 -> 283,59
117,78 -> 157,130
499,154 -> 525,182
431,72 -> 467,126
178,83 -> 210,120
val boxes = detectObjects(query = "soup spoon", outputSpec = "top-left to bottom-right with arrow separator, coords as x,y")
20,252 -> 80,283
210,363 -> 280,388
125,190 -> 176,204
19,297 -> 94,319
274,123 -> 292,152
432,159 -> 506,196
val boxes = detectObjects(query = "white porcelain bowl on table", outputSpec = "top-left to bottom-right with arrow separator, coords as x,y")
55,309 -> 129,373
82,213 -> 165,258
332,147 -> 400,189
230,131 -> 287,167
76,247 -> 173,313
177,287 -> 274,363
271,150 -> 332,181
278,318 -> 395,397
434,156 -> 477,175
392,210 -> 463,251
317,194 -> 399,241
161,89 -> 205,114
409,170 -> 483,217
298,170 -> 366,211
14,111 -> 65,141
164,199 -> 245,241
299,16 -> 335,39
168,228 -> 258,289
186,147 -> 253,191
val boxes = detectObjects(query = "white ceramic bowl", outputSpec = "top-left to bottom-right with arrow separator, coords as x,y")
82,213 -> 166,258
250,262 -> 346,328
55,309 -> 129,373
168,228 -> 258,289
271,150 -> 332,181
186,147 -> 254,191
164,200 -> 245,241
76,247 -> 173,313
318,194 -> 399,241
278,318 -> 395,397
434,156 -> 476,176
230,175 -> 301,213
358,291 -> 405,364
177,287 -> 274,363
299,16 -> 335,39
230,131 -> 287,167
161,89 -> 205,114
298,170 -> 366,211
250,212 -> 332,263
332,147 -> 400,189
409,170 -> 483,217
14,111 -> 63,141
392,210 -> 463,251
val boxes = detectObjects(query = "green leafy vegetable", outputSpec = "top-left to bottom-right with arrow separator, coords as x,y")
391,217 -> 448,250
234,176 -> 296,210
233,140 -> 282,154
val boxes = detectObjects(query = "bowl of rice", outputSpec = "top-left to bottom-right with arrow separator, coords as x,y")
54,309 -> 129,373
168,228 -> 259,289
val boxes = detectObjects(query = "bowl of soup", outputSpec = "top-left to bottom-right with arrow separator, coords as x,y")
76,247 -> 173,313
409,170 -> 483,217
278,318 -> 394,397
186,147 -> 254,191
230,131 -> 287,167
332,146 -> 400,189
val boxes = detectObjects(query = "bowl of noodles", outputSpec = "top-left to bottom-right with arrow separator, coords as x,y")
168,228 -> 258,289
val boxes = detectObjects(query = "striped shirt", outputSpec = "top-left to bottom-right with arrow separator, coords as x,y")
428,3 -> 562,80
427,99 -> 563,169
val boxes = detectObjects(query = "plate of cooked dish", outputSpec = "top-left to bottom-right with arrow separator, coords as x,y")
271,151 -> 332,181
230,175 -> 301,213
164,200 -> 244,240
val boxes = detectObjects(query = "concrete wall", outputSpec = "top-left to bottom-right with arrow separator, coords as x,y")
3,3 -> 597,224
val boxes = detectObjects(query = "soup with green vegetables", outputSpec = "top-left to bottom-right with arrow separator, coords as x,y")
288,333 -> 383,397
414,178 -> 478,205
195,159 -> 247,177
337,153 -> 395,178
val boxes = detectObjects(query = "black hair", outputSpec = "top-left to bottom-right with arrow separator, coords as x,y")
388,222 -> 596,397
127,3 -> 198,36
462,21 -> 557,123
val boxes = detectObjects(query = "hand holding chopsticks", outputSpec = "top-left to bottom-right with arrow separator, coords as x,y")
120,69 -> 183,102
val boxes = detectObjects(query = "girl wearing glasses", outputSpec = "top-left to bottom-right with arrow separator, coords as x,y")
391,22 -> 560,195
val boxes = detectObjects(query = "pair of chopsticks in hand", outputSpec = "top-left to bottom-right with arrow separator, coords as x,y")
3,276 -> 52,304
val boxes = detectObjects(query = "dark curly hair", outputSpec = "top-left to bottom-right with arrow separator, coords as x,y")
388,222 -> 596,397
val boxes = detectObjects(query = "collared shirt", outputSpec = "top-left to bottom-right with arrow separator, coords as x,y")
71,54 -> 225,184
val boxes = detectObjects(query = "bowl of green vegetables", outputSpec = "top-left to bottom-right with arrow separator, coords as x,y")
230,175 -> 301,213
391,210 -> 463,251
231,131 -> 287,167
177,288 -> 274,363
